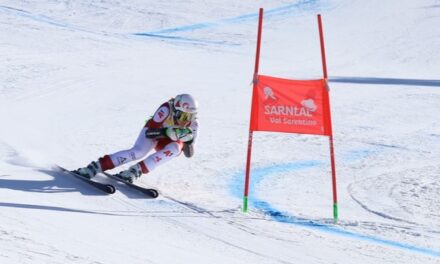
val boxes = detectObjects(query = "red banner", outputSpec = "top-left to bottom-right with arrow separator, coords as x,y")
250,75 -> 332,136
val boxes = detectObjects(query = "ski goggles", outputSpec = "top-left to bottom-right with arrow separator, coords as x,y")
175,110 -> 196,123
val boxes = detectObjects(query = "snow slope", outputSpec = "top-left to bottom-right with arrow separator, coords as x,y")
0,0 -> 439,263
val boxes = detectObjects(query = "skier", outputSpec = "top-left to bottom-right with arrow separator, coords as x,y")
75,94 -> 198,183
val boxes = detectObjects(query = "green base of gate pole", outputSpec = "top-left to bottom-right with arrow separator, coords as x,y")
243,196 -> 249,213
333,203 -> 339,223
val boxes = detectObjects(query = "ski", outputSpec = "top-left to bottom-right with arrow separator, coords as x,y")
101,172 -> 159,198
56,166 -> 116,194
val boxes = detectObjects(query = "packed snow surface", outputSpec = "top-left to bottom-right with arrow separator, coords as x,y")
0,0 -> 439,263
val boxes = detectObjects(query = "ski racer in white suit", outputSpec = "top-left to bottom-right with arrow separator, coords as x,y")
76,94 -> 199,183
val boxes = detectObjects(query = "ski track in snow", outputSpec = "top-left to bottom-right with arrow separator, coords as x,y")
0,5 -> 96,35
0,1 -> 335,46
228,146 -> 440,258
142,0 -> 323,35
1,0 -> 440,263
134,0 -> 332,45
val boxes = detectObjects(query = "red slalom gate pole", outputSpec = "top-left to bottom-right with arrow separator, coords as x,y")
318,14 -> 339,223
243,8 -> 264,212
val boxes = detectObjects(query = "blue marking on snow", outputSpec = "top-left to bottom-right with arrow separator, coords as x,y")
230,161 -> 440,257
0,5 -> 95,34
230,160 -> 322,198
1,1 -> 329,46
343,149 -> 374,162
0,5 -> 67,28
136,0 -> 323,35
133,33 -> 240,46
256,200 -> 440,257
0,5 -> 69,28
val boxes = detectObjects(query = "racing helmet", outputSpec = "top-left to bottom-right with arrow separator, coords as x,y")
173,94 -> 198,124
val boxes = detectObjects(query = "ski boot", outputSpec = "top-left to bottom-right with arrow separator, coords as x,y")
74,161 -> 102,179
117,164 -> 142,183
